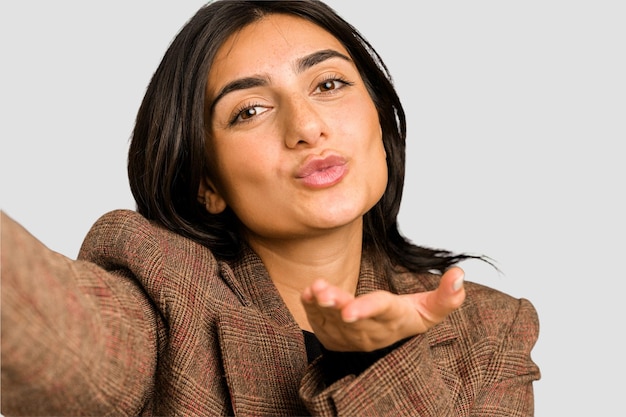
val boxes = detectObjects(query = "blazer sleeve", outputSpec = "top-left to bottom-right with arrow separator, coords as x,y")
1,212 -> 158,416
300,333 -> 459,416
299,293 -> 541,417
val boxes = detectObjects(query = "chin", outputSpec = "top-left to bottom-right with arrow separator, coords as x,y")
309,207 -> 367,230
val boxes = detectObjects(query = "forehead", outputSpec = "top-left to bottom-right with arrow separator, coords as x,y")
207,14 -> 349,92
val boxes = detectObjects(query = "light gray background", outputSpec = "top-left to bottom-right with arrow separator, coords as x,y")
1,2 -> 625,416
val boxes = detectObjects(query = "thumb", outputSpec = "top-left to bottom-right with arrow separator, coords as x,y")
418,266 -> 466,324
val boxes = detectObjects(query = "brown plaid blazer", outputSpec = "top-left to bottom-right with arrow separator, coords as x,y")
1,209 -> 540,416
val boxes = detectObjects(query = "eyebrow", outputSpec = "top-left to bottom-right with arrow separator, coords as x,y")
209,49 -> 353,112
295,49 -> 352,73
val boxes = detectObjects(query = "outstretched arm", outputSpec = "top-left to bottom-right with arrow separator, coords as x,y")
1,212 -> 158,416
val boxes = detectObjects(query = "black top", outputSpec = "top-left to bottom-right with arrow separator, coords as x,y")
302,330 -> 409,385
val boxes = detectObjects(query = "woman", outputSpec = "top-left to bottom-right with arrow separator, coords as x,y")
1,1 -> 541,416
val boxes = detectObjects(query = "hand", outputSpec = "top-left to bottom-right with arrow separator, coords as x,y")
301,267 -> 466,352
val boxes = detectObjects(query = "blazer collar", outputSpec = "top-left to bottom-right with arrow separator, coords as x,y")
223,245 -> 299,328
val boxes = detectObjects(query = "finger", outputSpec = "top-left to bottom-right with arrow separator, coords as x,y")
301,282 -> 333,322
340,290 -> 396,323
302,279 -> 354,309
443,266 -> 466,294
417,266 -> 466,323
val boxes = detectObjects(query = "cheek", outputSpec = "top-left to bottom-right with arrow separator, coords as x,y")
211,138 -> 281,211
367,122 -> 389,200
337,92 -> 381,143
373,142 -> 389,195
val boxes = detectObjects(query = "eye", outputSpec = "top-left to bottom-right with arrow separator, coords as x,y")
315,77 -> 353,94
230,104 -> 269,125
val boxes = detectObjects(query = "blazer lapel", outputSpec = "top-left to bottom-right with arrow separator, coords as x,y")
386,264 -> 464,401
217,308 -> 308,416
425,319 -> 463,402
217,248 -> 309,416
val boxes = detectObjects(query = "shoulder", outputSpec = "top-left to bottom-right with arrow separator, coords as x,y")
448,278 -> 540,356
80,209 -> 212,254
461,281 -> 539,350
78,209 -> 220,285
76,210 -> 249,321
78,209 -> 164,263
462,280 -> 538,329
80,209 -> 176,245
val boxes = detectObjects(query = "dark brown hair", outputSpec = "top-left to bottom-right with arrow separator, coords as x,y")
128,0 -> 478,273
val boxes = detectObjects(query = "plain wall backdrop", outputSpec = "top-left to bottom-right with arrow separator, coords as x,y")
1,1 -> 625,416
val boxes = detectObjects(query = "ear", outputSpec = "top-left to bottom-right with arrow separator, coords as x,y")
197,177 -> 227,214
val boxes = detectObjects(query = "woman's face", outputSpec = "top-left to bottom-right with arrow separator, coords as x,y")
204,13 -> 387,241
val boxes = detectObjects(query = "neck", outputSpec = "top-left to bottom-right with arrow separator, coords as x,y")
245,223 -> 363,331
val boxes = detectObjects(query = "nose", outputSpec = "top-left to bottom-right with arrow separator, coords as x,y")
283,94 -> 328,149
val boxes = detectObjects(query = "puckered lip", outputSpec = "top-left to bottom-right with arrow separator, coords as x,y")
295,153 -> 348,178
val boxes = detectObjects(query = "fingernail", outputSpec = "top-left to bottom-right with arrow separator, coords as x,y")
343,313 -> 358,323
453,274 -> 465,291
318,299 -> 335,307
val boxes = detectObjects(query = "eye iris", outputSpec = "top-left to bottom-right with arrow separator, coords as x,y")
322,81 -> 334,91
242,107 -> 257,119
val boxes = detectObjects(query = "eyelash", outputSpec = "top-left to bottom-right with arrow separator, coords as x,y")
316,75 -> 354,93
229,102 -> 265,126
228,76 -> 354,126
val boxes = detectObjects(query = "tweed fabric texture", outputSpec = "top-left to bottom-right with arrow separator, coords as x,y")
1,210 -> 540,416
